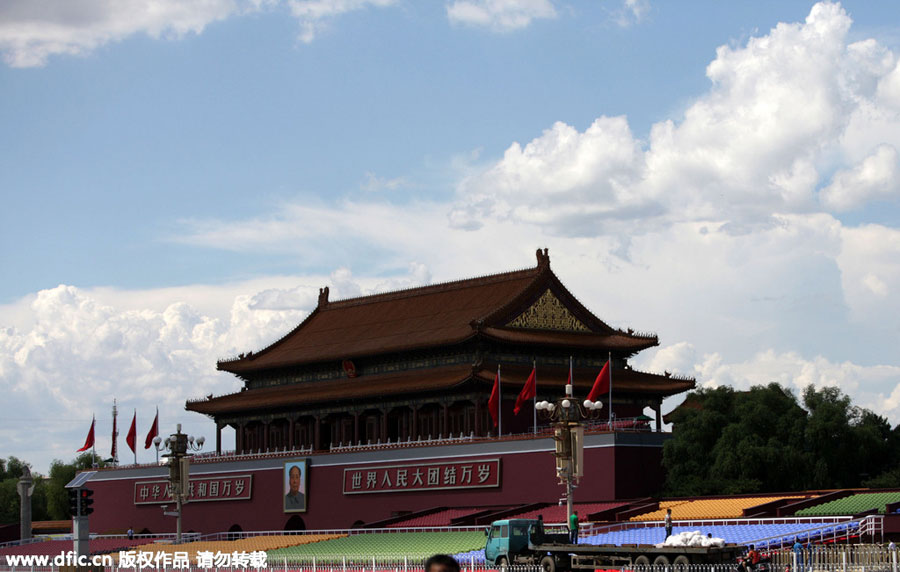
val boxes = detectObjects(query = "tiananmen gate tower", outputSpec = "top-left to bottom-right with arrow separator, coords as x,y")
79,249 -> 695,533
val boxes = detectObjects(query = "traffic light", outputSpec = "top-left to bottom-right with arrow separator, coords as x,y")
68,489 -> 80,517
79,488 -> 94,516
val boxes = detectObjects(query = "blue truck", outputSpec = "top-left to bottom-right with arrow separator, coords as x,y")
484,518 -> 744,572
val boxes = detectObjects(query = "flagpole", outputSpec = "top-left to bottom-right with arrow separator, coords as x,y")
532,360 -> 537,435
154,406 -> 159,464
498,364 -> 502,438
112,399 -> 118,466
91,414 -> 97,468
608,351 -> 613,429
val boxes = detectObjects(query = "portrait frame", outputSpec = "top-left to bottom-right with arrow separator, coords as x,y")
283,458 -> 308,513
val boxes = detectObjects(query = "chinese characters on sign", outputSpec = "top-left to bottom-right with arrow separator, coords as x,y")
343,459 -> 500,494
133,474 -> 252,505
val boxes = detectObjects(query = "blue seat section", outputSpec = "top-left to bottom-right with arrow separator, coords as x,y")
453,521 -> 859,563
581,521 -> 859,548
454,549 -> 487,564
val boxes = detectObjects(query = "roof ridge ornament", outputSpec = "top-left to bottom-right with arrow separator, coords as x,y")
318,286 -> 330,307
536,247 -> 550,267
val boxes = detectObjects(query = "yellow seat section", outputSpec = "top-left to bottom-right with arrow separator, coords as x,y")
112,534 -> 345,562
630,496 -> 803,521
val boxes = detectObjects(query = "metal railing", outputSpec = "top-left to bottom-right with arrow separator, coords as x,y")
1,551 -> 898,572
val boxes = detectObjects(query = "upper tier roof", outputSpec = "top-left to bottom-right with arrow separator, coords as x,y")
218,249 -> 658,375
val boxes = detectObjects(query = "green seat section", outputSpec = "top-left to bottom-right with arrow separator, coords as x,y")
267,531 -> 486,564
796,492 -> 900,516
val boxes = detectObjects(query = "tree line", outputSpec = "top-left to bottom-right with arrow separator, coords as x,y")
662,383 -> 900,496
0,453 -> 104,524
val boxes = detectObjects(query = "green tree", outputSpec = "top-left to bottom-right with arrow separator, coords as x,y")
664,382 -> 898,495
0,453 -> 105,523
662,386 -> 736,495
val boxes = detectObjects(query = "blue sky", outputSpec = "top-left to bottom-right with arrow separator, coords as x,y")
1,0 -> 900,473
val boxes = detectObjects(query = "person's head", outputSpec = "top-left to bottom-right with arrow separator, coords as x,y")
288,465 -> 301,494
667,508 -> 672,514
750,545 -> 755,551
424,554 -> 460,572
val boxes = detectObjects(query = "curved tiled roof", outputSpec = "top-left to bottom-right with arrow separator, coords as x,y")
190,360 -> 694,415
188,365 -> 476,415
218,252 -> 657,375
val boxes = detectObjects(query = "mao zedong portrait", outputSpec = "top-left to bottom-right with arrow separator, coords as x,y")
284,462 -> 306,512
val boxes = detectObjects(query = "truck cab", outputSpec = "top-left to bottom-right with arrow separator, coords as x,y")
484,519 -> 537,565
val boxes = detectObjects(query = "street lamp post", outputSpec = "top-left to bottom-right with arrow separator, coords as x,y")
536,382 -> 603,526
157,424 -> 204,544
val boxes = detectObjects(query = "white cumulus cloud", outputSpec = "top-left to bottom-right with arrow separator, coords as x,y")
287,0 -> 399,43
0,0 -> 242,68
452,2 -> 900,229
446,0 -> 556,32
0,0 -> 403,67
820,144 -> 900,211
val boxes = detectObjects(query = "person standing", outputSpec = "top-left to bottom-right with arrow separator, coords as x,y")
127,526 -> 134,540
792,540 -> 804,572
664,508 -> 673,540
569,511 -> 579,544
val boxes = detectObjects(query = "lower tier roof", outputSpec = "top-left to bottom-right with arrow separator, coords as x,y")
187,363 -> 693,417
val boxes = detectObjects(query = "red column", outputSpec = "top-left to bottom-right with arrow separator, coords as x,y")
474,399 -> 482,437
313,416 -> 321,451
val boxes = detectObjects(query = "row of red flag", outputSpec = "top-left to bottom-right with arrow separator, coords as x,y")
488,359 -> 611,427
76,409 -> 160,457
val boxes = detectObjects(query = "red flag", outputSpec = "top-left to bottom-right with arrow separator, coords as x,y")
488,371 -> 501,427
514,367 -> 536,415
126,411 -> 137,454
77,418 -> 95,452
587,360 -> 611,402
144,410 -> 159,449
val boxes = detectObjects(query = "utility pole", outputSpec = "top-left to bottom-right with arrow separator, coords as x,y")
160,424 -> 204,544
536,379 -> 601,527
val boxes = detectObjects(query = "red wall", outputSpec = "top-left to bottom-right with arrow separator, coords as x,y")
87,444 -> 661,534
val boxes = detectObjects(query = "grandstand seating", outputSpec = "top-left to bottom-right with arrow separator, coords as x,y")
267,531 -> 485,563
582,521 -> 858,548
453,548 -> 488,564
796,492 -> 900,516
631,497 -> 803,521
112,534 -> 344,562
89,537 -> 159,554
0,539 -> 72,558
387,508 -> 484,527
505,502 -> 628,523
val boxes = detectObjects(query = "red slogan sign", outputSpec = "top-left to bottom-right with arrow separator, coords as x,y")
343,459 -> 500,494
133,474 -> 252,505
